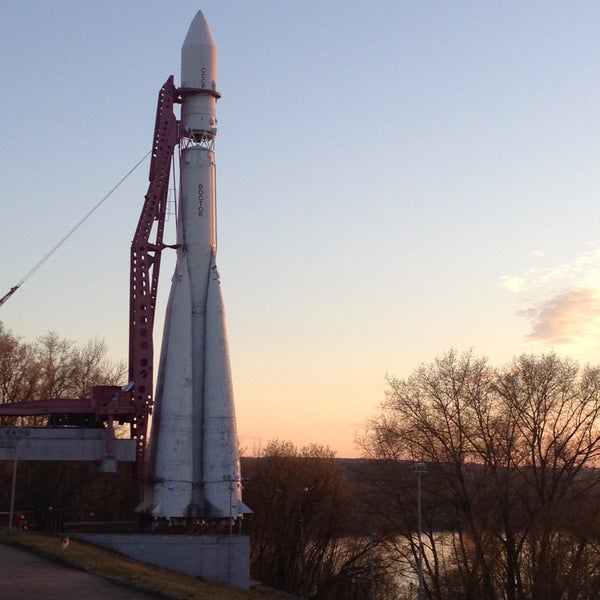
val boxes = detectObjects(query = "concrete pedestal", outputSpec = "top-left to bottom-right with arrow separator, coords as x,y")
76,533 -> 250,589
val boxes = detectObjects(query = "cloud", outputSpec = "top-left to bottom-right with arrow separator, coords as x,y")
500,275 -> 526,294
517,288 -> 600,344
501,244 -> 600,346
537,247 -> 600,287
501,245 -> 600,294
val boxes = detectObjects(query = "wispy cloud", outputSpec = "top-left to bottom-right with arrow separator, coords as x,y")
500,275 -> 526,294
501,244 -> 600,346
517,288 -> 600,344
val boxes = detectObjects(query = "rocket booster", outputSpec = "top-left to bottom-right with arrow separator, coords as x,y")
141,11 -> 248,519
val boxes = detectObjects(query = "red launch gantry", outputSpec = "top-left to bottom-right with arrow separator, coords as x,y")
128,76 -> 180,476
0,77 -> 182,478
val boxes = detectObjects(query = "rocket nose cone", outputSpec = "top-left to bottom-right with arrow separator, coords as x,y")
181,10 -> 218,90
183,10 -> 215,50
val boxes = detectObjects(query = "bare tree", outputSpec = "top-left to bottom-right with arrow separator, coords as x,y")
34,331 -> 78,398
0,323 -> 38,405
69,337 -> 127,399
243,440 -> 395,599
0,323 -> 126,426
362,350 -> 600,600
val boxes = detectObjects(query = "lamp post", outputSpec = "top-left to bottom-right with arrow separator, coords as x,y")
224,474 -> 239,585
276,486 -> 312,598
412,462 -> 427,600
366,530 -> 377,600
7,428 -> 29,533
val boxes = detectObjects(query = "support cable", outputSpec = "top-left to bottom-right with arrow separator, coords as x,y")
0,151 -> 151,308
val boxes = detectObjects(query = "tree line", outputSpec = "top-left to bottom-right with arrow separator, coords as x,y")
359,349 -> 600,600
0,322 -> 126,421
3,322 -> 600,598
244,350 -> 600,598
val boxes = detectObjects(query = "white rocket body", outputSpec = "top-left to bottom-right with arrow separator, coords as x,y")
141,11 -> 248,519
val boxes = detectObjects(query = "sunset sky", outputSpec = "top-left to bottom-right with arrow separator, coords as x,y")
2,1 -> 600,457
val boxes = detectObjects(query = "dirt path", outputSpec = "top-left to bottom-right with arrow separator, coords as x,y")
0,543 -> 159,599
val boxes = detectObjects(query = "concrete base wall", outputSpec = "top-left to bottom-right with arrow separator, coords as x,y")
0,428 -> 135,462
76,533 -> 250,589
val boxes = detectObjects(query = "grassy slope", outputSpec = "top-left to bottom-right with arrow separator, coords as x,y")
1,533 -> 294,600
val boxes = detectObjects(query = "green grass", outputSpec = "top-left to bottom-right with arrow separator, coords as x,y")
1,533 -> 295,600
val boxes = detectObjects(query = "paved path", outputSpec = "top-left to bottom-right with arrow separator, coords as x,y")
0,543 -> 159,599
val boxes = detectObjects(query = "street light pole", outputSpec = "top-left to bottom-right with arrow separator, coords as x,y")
412,462 -> 427,600
276,486 -> 312,599
367,530 -> 376,600
7,428 -> 29,533
224,474 -> 236,585
8,437 -> 19,532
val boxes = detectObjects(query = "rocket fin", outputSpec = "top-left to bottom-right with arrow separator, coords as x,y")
202,263 -> 250,517
141,260 -> 195,518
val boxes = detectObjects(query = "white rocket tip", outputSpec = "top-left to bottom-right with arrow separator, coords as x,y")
181,10 -> 218,91
183,11 -> 215,50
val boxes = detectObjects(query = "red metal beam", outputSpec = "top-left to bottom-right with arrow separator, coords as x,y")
129,76 -> 180,477
0,386 -> 134,417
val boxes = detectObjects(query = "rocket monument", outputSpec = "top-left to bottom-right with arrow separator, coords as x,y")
140,10 -> 249,520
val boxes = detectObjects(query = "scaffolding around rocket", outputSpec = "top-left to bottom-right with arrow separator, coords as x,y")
139,10 -> 250,520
